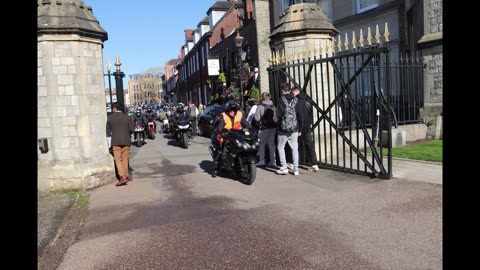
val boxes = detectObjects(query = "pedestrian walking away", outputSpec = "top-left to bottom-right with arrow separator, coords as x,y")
106,103 -> 134,186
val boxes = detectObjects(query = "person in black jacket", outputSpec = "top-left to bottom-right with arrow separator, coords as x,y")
291,86 -> 319,172
276,82 -> 304,176
106,103 -> 134,186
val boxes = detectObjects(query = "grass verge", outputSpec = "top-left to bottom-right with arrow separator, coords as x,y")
391,140 -> 442,162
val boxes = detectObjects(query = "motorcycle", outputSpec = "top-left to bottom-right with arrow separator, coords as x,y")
172,120 -> 190,149
147,120 -> 156,139
161,118 -> 169,134
134,123 -> 145,147
209,128 -> 260,185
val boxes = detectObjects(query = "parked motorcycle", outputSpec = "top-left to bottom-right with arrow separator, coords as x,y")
147,120 -> 156,139
134,123 -> 145,147
172,120 -> 190,149
209,128 -> 260,185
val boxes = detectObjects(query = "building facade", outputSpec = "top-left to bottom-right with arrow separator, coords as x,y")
128,73 -> 163,106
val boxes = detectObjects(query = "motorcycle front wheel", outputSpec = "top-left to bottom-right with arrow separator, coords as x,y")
182,132 -> 188,149
239,160 -> 256,185
137,133 -> 142,147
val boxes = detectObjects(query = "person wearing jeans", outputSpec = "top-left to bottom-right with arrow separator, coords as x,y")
275,82 -> 304,176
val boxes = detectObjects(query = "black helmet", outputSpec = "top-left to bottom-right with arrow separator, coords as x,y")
176,103 -> 184,113
147,106 -> 152,113
225,100 -> 238,113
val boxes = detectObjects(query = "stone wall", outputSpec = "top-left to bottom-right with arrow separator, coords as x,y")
38,34 -> 114,192
419,0 -> 442,139
252,0 -> 270,94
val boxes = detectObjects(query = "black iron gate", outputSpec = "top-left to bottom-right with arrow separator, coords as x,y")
267,44 -> 421,179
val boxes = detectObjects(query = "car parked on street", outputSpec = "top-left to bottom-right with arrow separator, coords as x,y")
197,105 -> 225,137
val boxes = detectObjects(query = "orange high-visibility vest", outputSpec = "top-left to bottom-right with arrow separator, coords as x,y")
221,111 -> 243,131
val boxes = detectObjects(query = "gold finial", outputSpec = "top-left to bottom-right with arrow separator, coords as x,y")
375,24 -> 381,44
281,50 -> 286,63
359,29 -> 365,48
384,22 -> 390,42
275,51 -> 279,64
106,57 -> 111,71
337,35 -> 342,52
367,27 -> 373,46
344,33 -> 350,51
351,31 -> 357,49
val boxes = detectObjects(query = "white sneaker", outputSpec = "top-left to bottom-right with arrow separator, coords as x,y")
276,167 -> 288,175
256,161 -> 266,167
312,165 -> 319,172
293,170 -> 299,176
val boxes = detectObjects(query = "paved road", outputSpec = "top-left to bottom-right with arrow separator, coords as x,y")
56,131 -> 442,270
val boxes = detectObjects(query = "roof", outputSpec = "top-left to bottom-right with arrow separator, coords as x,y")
206,1 -> 234,15
270,3 -> 338,39
198,16 -> 209,26
38,0 -> 107,41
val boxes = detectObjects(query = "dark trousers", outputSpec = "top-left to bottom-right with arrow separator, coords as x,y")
299,129 -> 318,165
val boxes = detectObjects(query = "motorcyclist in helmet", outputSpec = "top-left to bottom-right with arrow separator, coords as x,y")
172,102 -> 190,139
145,106 -> 157,132
211,100 -> 250,177
173,103 -> 190,123
132,108 -> 148,132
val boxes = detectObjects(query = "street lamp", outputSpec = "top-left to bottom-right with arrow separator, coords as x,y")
235,31 -> 244,111
104,57 -> 113,112
113,55 -> 125,111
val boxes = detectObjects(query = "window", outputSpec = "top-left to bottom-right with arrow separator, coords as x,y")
356,0 -> 378,13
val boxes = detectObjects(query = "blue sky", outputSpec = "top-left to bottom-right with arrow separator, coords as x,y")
84,0 -> 218,80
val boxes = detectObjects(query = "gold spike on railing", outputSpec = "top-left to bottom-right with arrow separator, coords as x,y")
384,22 -> 390,42
281,50 -> 286,64
268,52 -> 273,65
375,24 -> 381,44
352,31 -> 357,49
344,33 -> 350,51
273,51 -> 278,65
359,29 -> 364,48
337,35 -> 342,52
367,26 -> 373,46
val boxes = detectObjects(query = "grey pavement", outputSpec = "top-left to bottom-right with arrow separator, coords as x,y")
38,130 -> 442,269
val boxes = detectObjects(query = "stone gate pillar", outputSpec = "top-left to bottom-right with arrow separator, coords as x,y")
252,0 -> 271,94
269,3 -> 339,161
38,0 -> 114,192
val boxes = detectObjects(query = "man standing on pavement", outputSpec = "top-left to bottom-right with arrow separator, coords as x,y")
106,103 -> 134,186
291,86 -> 320,172
276,82 -> 304,176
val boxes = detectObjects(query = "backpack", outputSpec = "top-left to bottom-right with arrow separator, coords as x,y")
280,96 -> 298,132
188,105 -> 197,118
260,104 -> 277,129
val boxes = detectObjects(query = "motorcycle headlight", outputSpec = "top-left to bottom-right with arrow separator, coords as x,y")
242,144 -> 251,150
